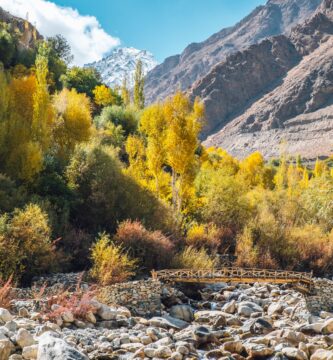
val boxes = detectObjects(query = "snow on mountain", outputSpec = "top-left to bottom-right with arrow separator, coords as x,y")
85,47 -> 158,88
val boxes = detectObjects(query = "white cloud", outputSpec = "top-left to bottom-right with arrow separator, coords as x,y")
0,0 -> 120,65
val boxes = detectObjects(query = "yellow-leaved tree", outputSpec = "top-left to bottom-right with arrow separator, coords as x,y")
53,88 -> 92,160
93,84 -> 116,107
163,92 -> 204,214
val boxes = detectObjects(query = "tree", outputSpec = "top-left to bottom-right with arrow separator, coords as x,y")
133,60 -> 145,109
0,22 -> 17,67
53,88 -> 92,160
93,84 -> 120,107
164,93 -> 204,213
47,34 -> 73,65
61,66 -> 101,97
121,76 -> 131,106
33,43 -> 54,150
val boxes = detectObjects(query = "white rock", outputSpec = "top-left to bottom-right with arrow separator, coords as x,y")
155,346 -> 172,358
37,332 -> 88,360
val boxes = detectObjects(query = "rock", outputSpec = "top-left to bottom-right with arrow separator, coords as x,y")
85,311 -> 96,324
170,351 -> 183,360
19,308 -> 30,318
144,347 -> 156,358
5,321 -> 17,332
22,344 -> 38,359
222,300 -> 236,314
212,314 -> 226,330
155,346 -> 172,358
321,318 -> 333,334
249,318 -> 273,335
222,340 -> 245,354
16,328 -> 36,348
282,347 -> 308,360
246,343 -> 274,358
37,332 -> 88,360
149,315 -> 189,330
238,302 -> 263,317
193,326 -> 215,345
310,349 -> 333,360
170,305 -> 194,323
97,304 -> 117,321
0,309 -> 13,323
0,339 -> 14,360
61,311 -> 74,323
267,302 -> 284,316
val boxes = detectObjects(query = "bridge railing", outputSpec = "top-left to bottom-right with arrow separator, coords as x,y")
151,267 -> 313,285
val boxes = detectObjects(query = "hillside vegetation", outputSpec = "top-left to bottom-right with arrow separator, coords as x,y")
1,17 -> 333,286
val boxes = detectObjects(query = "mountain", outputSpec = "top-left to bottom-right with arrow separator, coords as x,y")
201,0 -> 333,158
0,6 -> 42,50
85,47 -> 158,88
144,0 -> 322,105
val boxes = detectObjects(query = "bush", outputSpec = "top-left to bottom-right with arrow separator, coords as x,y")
66,142 -> 173,233
94,105 -> 139,135
90,233 -> 137,285
173,246 -> 218,270
114,220 -> 174,271
0,204 -> 54,284
185,223 -> 231,252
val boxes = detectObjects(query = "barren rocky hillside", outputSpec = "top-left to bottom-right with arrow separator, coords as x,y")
198,0 -> 333,158
144,0 -> 321,105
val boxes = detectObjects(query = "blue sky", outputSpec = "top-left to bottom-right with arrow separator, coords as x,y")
0,0 -> 266,64
52,0 -> 266,62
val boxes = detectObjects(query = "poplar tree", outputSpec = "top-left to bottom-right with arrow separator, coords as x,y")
133,60 -> 145,109
121,76 -> 131,106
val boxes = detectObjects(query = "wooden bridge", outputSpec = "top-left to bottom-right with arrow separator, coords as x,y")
151,268 -> 314,291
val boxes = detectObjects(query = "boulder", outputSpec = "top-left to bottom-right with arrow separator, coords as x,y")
16,328 -> 36,348
311,349 -> 333,360
0,339 -> 14,360
267,302 -> 284,316
22,344 -> 38,359
149,315 -> 189,330
170,305 -> 194,323
155,346 -> 172,358
37,332 -> 88,360
222,300 -> 236,314
0,309 -> 13,323
238,302 -> 263,317
245,343 -> 274,358
321,319 -> 333,334
282,347 -> 308,360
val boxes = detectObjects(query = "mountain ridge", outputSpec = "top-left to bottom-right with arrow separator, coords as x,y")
85,47 -> 158,88
144,0 -> 322,105
202,0 -> 333,158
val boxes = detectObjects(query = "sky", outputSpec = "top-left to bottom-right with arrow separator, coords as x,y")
0,0 -> 266,65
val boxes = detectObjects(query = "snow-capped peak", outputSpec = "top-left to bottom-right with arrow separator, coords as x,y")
85,47 -> 158,88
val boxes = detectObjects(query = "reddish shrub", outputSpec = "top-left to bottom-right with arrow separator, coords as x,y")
0,276 -> 13,309
114,220 -> 175,271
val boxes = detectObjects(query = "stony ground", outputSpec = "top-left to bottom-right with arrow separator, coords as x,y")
2,279 -> 333,359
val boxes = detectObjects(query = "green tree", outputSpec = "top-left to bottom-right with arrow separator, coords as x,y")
61,66 -> 101,97
133,60 -> 145,109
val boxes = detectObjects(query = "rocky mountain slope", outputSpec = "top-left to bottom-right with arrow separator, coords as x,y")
85,47 -> 158,88
0,6 -> 42,50
202,0 -> 333,158
144,0 -> 322,105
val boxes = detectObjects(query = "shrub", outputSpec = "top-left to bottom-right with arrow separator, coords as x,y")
186,223 -> 220,252
0,204 -> 54,284
0,276 -> 13,309
94,105 -> 139,135
172,246 -> 218,270
114,220 -> 175,271
66,142 -> 173,233
90,233 -> 137,285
